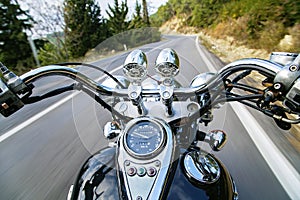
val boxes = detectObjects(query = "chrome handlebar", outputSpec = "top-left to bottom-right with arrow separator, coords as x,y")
18,58 -> 283,98
1,55 -> 300,127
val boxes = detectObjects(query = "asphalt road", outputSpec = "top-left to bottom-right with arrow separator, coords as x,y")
0,35 -> 299,199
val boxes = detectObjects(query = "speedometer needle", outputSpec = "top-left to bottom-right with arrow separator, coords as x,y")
132,132 -> 149,139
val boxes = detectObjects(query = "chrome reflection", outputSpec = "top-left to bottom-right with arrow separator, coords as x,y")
270,52 -> 298,66
205,130 -> 227,151
102,76 -> 130,89
190,72 -> 215,88
123,49 -> 148,80
155,48 -> 180,77
103,121 -> 121,139
183,151 -> 221,184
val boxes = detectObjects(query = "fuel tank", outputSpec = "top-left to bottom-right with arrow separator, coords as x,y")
69,147 -> 237,200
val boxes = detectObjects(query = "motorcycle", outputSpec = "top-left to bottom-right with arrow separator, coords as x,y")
0,48 -> 299,200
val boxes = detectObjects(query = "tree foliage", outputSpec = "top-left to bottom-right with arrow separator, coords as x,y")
129,1 -> 148,29
152,0 -> 300,50
0,0 -> 34,72
37,0 -> 159,64
106,0 -> 129,35
64,0 -> 108,58
152,0 -> 300,29
150,3 -> 175,27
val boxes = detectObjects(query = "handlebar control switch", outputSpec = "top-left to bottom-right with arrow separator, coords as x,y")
0,63 -> 28,94
284,79 -> 300,112
0,79 -> 24,117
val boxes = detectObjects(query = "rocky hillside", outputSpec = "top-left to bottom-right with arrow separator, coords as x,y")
153,0 -> 300,54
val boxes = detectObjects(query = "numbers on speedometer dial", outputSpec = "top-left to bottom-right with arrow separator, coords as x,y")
125,121 -> 164,156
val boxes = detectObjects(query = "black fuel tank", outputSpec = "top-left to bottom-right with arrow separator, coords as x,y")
70,147 -> 236,200
69,147 -> 119,199
167,152 -> 236,200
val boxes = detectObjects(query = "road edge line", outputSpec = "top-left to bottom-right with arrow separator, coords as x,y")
0,92 -> 79,143
0,65 -> 122,143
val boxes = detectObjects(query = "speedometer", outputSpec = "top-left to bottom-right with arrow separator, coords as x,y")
124,119 -> 165,157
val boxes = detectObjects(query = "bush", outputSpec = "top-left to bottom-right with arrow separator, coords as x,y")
288,24 -> 300,52
257,21 -> 286,51
38,41 -> 69,65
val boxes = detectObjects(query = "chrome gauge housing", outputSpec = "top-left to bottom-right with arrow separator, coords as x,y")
123,49 -> 148,80
155,48 -> 180,77
118,117 -> 175,200
123,118 -> 166,158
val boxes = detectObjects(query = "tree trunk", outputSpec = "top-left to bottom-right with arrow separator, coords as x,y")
142,0 -> 150,26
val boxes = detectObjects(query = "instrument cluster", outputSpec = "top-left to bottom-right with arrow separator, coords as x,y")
124,119 -> 165,158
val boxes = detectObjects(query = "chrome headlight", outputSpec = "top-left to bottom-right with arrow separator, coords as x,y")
123,49 -> 148,80
155,48 -> 180,78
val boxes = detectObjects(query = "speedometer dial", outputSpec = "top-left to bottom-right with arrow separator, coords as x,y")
125,120 -> 165,157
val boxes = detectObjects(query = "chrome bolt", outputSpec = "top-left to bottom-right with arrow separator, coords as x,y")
119,103 -> 128,113
155,160 -> 161,167
289,65 -> 298,72
136,196 -> 143,200
274,83 -> 281,90
125,160 -> 130,166
163,78 -> 173,86
130,92 -> 138,98
162,91 -> 170,98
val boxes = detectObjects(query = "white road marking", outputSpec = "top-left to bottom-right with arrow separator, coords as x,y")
195,36 -> 217,73
231,102 -> 300,200
195,36 -> 300,199
0,38 -> 176,143
0,92 -> 79,143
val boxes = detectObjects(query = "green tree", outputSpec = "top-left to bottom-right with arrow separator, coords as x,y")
106,0 -> 129,35
129,1 -> 146,29
64,0 -> 107,58
0,0 -> 34,73
150,3 -> 175,27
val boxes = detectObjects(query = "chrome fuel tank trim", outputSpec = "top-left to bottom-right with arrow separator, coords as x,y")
117,117 -> 176,200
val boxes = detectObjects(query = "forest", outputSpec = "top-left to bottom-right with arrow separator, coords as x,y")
151,0 -> 300,52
